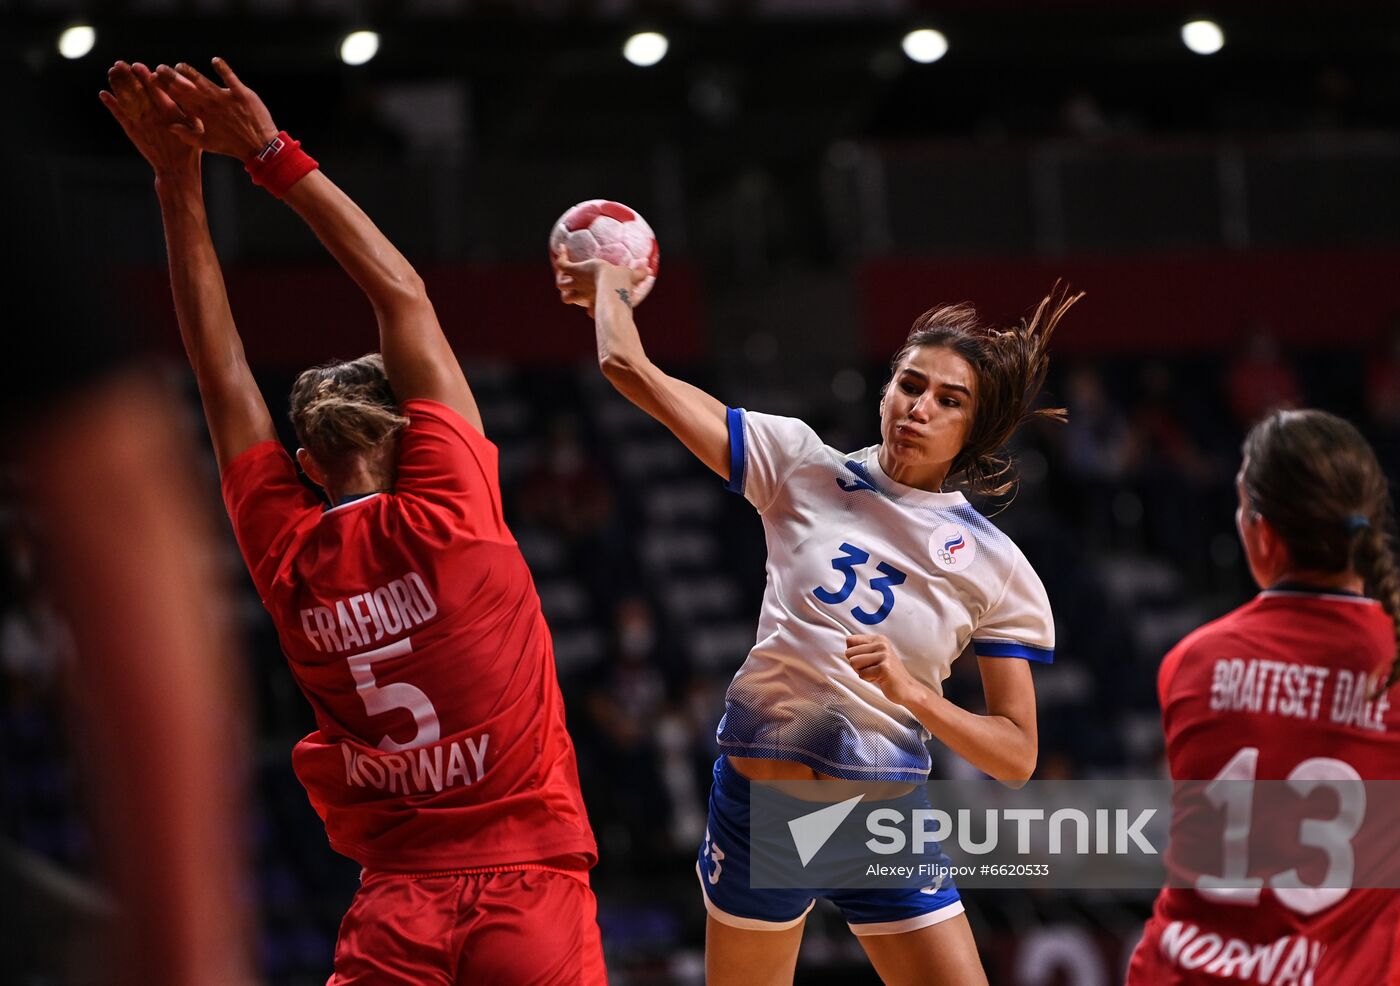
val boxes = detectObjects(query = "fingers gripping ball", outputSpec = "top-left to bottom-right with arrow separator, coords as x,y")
549,200 -> 660,305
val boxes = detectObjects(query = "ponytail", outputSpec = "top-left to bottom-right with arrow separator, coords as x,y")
289,353 -> 408,459
1355,508 -> 1400,694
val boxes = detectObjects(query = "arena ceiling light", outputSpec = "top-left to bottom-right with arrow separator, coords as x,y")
623,32 -> 669,68
57,24 -> 96,60
1181,20 -> 1225,55
339,30 -> 380,66
901,29 -> 949,65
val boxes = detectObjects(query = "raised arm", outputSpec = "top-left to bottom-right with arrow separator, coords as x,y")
153,58 -> 482,433
101,62 -> 276,472
556,256 -> 729,478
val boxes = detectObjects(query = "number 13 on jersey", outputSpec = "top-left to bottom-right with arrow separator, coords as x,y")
1195,746 -> 1364,916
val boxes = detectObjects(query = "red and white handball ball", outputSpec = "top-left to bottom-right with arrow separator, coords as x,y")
549,199 -> 660,306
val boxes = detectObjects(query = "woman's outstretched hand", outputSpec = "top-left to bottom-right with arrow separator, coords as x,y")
99,61 -> 200,178
151,57 -> 278,160
553,247 -> 648,317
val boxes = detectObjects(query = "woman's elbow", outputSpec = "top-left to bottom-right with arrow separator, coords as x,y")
599,351 -> 646,391
997,748 -> 1037,789
375,269 -> 430,312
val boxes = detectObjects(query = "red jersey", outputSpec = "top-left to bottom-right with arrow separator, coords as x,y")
1129,587 -> 1400,985
221,399 -> 596,873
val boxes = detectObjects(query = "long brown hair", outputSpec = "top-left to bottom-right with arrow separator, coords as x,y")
289,353 -> 408,461
1241,409 -> 1400,690
886,285 -> 1081,497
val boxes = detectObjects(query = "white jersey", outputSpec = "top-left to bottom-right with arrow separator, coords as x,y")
716,409 -> 1055,782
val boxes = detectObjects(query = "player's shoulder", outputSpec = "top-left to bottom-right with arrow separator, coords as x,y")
1158,597 -> 1265,694
934,499 -> 1037,582
948,500 -> 1020,551
745,410 -> 860,484
1257,585 -> 1394,629
220,439 -> 321,531
1193,599 -> 1259,643
401,398 -> 493,446
742,409 -> 833,453
222,437 -> 296,485
1172,598 -> 1263,658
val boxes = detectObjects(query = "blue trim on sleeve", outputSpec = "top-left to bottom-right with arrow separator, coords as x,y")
724,407 -> 747,495
972,641 -> 1055,664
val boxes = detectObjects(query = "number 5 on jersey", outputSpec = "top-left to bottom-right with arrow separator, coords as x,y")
813,542 -> 907,626
346,637 -> 441,751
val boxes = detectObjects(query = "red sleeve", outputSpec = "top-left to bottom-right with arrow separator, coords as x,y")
1157,640 -> 1190,713
1157,618 -> 1230,753
220,440 -> 321,600
1157,638 -> 1192,748
394,399 -> 509,540
1390,913 -> 1400,986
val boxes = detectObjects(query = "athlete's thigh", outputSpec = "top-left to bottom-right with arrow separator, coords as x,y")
706,913 -> 808,986
855,912 -> 988,986
328,873 -> 457,986
698,755 -> 820,984
455,870 -> 606,986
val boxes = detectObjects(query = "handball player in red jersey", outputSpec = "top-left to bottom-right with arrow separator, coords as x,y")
100,59 -> 605,985
1128,409 -> 1400,985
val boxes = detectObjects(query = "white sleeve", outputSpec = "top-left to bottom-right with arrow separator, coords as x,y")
970,552 -> 1055,664
724,408 -> 825,512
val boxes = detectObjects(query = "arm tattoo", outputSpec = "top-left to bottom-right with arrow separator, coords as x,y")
615,287 -> 633,309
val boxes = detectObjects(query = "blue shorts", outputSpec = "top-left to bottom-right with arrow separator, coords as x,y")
696,756 -> 964,935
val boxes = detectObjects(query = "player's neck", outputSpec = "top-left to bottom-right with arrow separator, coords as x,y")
321,447 -> 397,506
876,445 -> 951,493
1268,568 -> 1365,595
325,465 -> 393,506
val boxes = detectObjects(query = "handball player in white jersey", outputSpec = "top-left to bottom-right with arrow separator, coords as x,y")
556,254 -> 1077,985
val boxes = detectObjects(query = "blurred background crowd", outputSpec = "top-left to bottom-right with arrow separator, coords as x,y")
4,1 -> 1399,983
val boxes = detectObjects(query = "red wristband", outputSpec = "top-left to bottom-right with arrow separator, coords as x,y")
244,131 -> 318,198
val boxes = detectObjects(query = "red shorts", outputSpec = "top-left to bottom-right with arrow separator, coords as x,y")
327,867 -> 607,985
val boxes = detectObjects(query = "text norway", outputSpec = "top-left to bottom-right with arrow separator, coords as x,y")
342,734 -> 489,795
863,808 -> 1158,855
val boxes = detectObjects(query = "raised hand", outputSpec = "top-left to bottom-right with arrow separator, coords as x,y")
554,247 -> 648,317
152,57 -> 278,160
99,61 -> 201,178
